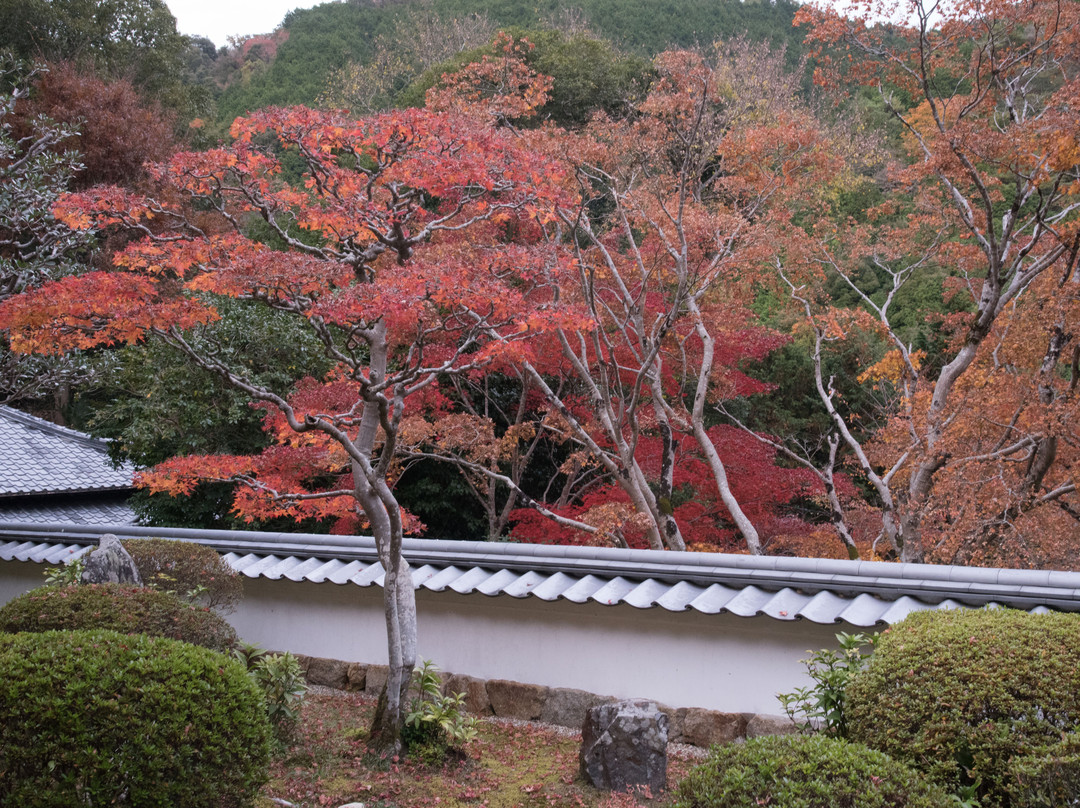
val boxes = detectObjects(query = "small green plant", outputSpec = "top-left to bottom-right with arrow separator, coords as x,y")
778,631 -> 875,738
402,660 -> 477,764
233,641 -> 308,744
41,555 -> 85,587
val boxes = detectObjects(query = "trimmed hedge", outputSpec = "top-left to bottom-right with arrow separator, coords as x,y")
0,629 -> 271,807
0,583 -> 238,652
1006,733 -> 1080,808
673,734 -> 951,808
847,608 -> 1080,807
123,537 -> 243,612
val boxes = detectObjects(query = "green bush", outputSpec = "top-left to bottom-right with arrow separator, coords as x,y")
0,583 -> 238,652
122,537 -> 243,612
1005,733 -> 1080,808
847,608 -> 1080,806
673,734 -> 951,808
0,629 -> 272,808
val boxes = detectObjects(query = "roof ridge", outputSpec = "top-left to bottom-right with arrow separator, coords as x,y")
0,406 -> 110,454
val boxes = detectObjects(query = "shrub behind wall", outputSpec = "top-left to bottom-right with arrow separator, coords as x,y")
0,582 -> 238,652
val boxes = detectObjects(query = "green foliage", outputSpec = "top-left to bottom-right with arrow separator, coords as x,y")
673,734 -> 952,808
398,27 -> 652,127
403,660 -> 478,764
0,0 -> 201,118
1005,733 -> 1080,808
122,537 -> 243,612
0,582 -> 239,652
233,641 -> 309,744
214,0 -> 803,130
0,629 -> 271,808
778,631 -> 876,738
847,608 -> 1080,807
41,554 -> 85,586
75,297 -> 334,528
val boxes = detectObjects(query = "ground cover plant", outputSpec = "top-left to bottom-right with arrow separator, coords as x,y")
259,690 -> 699,808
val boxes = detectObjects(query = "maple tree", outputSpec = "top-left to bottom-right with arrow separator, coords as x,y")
782,0 -> 1080,563
0,100 -> 577,750
500,40 -> 847,554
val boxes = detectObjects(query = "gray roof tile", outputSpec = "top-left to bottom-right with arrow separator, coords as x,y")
5,522 -> 1080,625
0,407 -> 133,497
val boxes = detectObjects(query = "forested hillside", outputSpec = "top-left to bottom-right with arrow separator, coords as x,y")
1,0 -> 1077,572
214,0 -> 802,124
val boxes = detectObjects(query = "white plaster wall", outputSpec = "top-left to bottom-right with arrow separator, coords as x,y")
229,576 -> 841,715
0,560 -> 47,606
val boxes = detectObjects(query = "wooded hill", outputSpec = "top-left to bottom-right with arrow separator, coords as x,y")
213,0 -> 803,125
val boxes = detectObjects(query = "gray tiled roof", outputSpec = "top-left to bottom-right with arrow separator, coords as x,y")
2,522 -> 1077,626
0,500 -> 136,525
0,407 -> 133,496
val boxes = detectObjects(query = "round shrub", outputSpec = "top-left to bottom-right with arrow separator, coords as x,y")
673,734 -> 951,808
0,629 -> 272,808
1006,733 -> 1080,808
122,537 -> 243,612
0,583 -> 238,652
847,608 -> 1080,806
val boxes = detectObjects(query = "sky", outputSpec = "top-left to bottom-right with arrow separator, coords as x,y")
165,0 -> 324,48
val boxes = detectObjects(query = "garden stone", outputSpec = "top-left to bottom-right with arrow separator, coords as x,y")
306,656 -> 349,689
80,534 -> 142,585
746,713 -> 798,738
580,699 -> 668,792
486,679 -> 548,720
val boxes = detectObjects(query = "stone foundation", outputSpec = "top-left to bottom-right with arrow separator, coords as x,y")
294,653 -> 796,748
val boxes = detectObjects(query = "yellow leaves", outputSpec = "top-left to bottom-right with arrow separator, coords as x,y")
858,349 -> 924,385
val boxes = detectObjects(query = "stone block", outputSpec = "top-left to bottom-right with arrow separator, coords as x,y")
444,673 -> 492,715
670,708 -> 748,747
580,699 -> 668,793
540,687 -> 614,729
364,664 -> 389,696
745,713 -> 798,738
346,663 -> 368,692
486,679 -> 549,721
306,655 -> 349,689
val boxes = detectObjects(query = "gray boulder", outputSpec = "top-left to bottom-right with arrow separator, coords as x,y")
580,699 -> 668,793
80,534 -> 142,585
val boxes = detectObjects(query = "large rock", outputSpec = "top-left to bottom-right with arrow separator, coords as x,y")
346,663 -> 368,692
306,656 -> 349,689
486,679 -> 548,720
80,534 -> 142,585
580,699 -> 668,793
